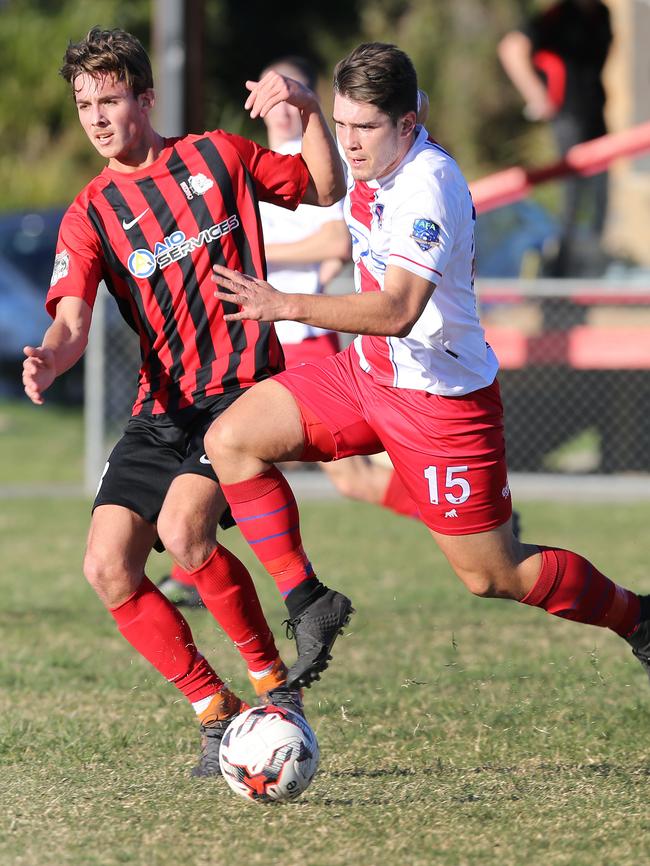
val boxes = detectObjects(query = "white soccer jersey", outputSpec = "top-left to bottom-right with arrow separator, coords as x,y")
259,138 -> 345,345
344,125 -> 498,395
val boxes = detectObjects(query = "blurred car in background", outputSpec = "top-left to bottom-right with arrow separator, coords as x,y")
0,207 -> 79,399
0,257 -> 51,358
0,208 -> 65,292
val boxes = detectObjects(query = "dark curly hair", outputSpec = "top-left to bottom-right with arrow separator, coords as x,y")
60,27 -> 153,96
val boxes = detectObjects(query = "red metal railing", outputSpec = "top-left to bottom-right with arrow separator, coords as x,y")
470,121 -> 650,213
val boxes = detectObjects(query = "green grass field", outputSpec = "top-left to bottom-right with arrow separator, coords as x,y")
0,399 -> 83,485
2,492 -> 650,866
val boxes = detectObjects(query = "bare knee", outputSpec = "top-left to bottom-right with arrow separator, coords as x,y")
322,458 -> 387,505
205,415 -> 246,464
460,571 -> 501,598
435,526 -> 537,602
325,467 -> 363,501
83,547 -> 138,608
156,519 -> 213,572
453,567 -> 521,600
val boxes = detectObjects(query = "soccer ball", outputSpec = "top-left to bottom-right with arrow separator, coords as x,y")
218,705 -> 319,803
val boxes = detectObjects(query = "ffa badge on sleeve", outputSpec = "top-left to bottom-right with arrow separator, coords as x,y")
372,202 -> 384,229
410,218 -> 440,251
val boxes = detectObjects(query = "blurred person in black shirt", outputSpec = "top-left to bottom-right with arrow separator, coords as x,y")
498,1 -> 612,276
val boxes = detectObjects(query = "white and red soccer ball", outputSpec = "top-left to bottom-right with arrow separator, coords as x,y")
219,705 -> 319,803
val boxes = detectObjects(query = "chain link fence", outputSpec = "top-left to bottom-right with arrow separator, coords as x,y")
479,279 -> 650,475
84,279 -> 650,495
84,286 -> 141,494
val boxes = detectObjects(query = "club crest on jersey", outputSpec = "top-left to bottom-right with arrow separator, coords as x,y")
372,202 -> 384,230
181,173 -> 214,200
50,249 -> 70,287
411,218 -> 440,251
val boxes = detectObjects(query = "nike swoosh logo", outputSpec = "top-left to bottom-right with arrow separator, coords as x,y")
199,454 -> 211,465
122,208 -> 150,230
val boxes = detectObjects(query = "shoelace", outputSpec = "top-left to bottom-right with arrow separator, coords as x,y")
283,617 -> 298,640
197,726 -> 224,765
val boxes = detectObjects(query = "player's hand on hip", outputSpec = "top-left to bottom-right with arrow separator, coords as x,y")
22,346 -> 56,405
244,70 -> 316,119
213,264 -> 286,322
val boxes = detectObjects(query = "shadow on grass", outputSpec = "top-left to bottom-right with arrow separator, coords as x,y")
326,760 -> 650,781
0,606 -> 105,626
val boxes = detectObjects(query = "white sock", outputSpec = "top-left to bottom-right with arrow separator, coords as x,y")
192,693 -> 218,716
248,661 -> 276,680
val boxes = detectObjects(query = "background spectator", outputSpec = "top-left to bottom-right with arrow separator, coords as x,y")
498,0 -> 613,276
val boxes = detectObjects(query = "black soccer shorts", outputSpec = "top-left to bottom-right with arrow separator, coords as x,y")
93,390 -> 243,530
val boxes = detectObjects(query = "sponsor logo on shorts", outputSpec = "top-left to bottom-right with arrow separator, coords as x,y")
126,215 -> 240,278
199,454 -> 211,465
50,250 -> 70,287
502,484 -> 510,498
444,508 -> 458,518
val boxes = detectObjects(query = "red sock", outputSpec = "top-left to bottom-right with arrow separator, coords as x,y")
188,545 -> 279,673
521,547 -> 641,637
381,470 -> 421,520
170,562 -> 195,587
110,576 -> 222,703
220,466 -> 314,598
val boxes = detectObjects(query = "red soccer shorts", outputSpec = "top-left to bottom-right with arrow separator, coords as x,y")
273,343 -> 512,535
282,332 -> 341,369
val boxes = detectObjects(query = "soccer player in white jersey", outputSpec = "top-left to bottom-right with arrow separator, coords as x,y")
260,56 -> 425,519
202,43 -> 650,693
159,55 -> 425,608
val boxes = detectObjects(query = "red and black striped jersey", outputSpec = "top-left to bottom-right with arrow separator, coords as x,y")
46,129 -> 310,415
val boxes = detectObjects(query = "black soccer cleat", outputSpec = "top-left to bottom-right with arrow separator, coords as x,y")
191,689 -> 245,778
284,589 -> 355,689
258,684 -> 305,718
191,719 -> 234,778
626,616 -> 650,685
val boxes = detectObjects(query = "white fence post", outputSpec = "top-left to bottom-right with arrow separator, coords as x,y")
84,283 -> 106,497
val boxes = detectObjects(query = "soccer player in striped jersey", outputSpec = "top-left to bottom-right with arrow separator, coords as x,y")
21,27 -> 347,777
204,42 -> 650,695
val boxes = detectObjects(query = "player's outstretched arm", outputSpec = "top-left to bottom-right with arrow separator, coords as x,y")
245,71 -> 346,207
22,296 -> 92,405
213,262 -> 433,337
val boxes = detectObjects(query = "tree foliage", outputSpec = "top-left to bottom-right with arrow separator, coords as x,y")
0,0 -> 149,208
0,0 -> 547,210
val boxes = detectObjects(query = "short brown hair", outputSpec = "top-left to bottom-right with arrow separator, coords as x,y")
333,43 -> 418,125
60,27 -> 153,96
